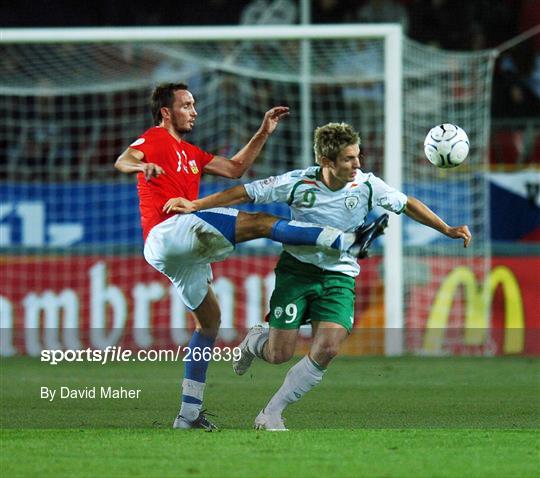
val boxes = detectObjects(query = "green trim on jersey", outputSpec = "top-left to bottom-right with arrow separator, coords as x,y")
287,180 -> 306,205
397,198 -> 408,214
267,252 -> 356,333
287,178 -> 319,205
364,180 -> 373,210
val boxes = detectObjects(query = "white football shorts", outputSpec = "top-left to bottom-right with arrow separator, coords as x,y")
143,208 -> 239,310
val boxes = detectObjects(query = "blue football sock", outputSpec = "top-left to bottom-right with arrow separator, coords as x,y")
270,219 -> 344,250
180,330 -> 215,415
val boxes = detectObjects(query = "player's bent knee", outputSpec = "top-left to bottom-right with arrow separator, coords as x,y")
198,315 -> 221,330
265,346 -> 294,364
247,212 -> 276,237
197,318 -> 221,339
193,304 -> 221,332
313,343 -> 339,362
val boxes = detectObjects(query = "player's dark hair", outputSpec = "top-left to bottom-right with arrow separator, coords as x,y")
151,82 -> 189,125
314,122 -> 360,164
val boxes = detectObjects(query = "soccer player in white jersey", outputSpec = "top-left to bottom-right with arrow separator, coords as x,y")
165,122 -> 472,430
116,85 -> 376,430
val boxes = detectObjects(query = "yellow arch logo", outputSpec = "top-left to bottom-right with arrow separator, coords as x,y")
424,266 -> 525,354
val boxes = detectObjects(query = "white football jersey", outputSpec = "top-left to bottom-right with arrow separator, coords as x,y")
244,166 -> 407,276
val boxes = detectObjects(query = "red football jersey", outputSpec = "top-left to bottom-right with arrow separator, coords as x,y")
129,127 -> 214,240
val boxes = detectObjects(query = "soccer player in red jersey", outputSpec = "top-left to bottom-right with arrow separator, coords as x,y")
115,83 -> 370,430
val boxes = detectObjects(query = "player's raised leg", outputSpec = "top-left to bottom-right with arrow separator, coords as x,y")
153,208 -> 357,263
163,196 -> 383,258
234,211 -> 359,254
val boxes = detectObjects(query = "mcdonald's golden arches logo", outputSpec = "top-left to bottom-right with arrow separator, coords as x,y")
423,266 -> 525,354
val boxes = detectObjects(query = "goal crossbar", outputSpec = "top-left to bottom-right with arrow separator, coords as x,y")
1,24 -> 401,43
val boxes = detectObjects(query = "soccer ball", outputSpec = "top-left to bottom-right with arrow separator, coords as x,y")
424,124 -> 469,168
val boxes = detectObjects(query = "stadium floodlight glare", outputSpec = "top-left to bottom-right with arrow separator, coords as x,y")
0,25 -> 493,357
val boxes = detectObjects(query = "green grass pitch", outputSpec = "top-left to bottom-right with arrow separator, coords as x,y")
1,356 -> 539,477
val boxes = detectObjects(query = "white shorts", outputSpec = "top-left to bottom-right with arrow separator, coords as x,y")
143,208 -> 239,310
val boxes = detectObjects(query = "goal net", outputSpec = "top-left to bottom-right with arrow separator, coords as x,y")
0,26 -> 494,357
402,41 -> 494,355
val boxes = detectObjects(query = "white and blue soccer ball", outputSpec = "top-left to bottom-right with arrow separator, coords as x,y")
424,124 -> 469,168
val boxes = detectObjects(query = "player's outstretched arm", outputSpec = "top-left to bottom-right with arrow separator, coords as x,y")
202,106 -> 289,179
163,185 -> 252,214
404,196 -> 472,248
114,148 -> 164,180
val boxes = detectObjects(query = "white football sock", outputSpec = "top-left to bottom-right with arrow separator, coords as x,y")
314,225 -> 355,252
247,328 -> 269,359
179,379 -> 205,421
264,355 -> 325,416
284,220 -> 355,252
340,232 -> 356,251
179,402 -> 199,421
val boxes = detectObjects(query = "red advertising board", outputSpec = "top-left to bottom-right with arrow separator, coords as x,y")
1,255 -> 537,355
0,255 -> 383,355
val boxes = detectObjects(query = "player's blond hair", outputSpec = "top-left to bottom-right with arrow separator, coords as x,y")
313,122 -> 360,164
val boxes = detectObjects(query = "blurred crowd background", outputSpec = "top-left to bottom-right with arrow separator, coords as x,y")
3,0 -> 539,166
